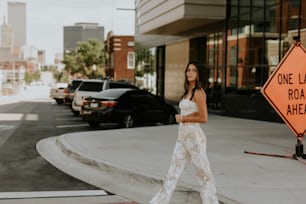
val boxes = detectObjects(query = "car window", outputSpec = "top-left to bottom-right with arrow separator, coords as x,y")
94,89 -> 129,98
71,80 -> 82,90
126,92 -> 146,103
109,82 -> 137,89
144,93 -> 162,105
126,90 -> 159,104
78,82 -> 103,92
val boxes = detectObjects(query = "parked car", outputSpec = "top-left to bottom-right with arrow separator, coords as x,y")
49,83 -> 68,104
80,88 -> 178,128
72,79 -> 137,114
65,79 -> 84,103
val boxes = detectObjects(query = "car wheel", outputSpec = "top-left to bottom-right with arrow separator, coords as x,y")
71,105 -> 79,115
88,121 -> 100,127
121,114 -> 134,128
72,110 -> 79,115
166,113 -> 176,125
55,99 -> 64,104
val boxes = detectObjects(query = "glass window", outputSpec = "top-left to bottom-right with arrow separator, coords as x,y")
78,81 -> 103,92
95,89 -> 127,98
127,52 -> 135,69
229,46 -> 237,66
109,82 -> 136,89
291,0 -> 300,8
290,17 -> 299,30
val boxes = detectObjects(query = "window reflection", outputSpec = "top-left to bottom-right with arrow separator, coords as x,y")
208,0 -> 304,95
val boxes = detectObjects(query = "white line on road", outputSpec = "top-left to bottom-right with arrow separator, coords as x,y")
0,125 -> 17,149
56,124 -> 89,128
55,112 -> 75,116
0,190 -> 107,199
55,118 -> 83,121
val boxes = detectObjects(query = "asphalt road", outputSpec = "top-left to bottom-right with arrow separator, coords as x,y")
0,85 -> 137,203
0,85 -> 119,192
0,100 -> 98,192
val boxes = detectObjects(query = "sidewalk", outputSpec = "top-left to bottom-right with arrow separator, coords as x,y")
0,85 -> 52,106
37,114 -> 306,204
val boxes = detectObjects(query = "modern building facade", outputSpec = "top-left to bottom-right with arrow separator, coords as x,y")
135,0 -> 306,122
63,22 -> 104,54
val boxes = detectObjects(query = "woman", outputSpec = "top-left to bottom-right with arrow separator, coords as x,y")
150,62 -> 219,204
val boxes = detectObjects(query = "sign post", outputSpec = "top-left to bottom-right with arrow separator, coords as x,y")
245,42 -> 306,162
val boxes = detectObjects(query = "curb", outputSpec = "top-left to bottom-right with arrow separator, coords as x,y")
37,134 -> 235,204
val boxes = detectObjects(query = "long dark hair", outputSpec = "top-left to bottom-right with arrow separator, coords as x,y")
182,61 -> 202,100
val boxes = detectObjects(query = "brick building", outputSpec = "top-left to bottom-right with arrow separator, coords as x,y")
106,32 -> 135,83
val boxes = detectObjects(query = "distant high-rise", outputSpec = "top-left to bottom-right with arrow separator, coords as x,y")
0,17 -> 13,61
1,17 -> 14,47
37,49 -> 46,65
63,22 -> 104,53
8,1 -> 26,47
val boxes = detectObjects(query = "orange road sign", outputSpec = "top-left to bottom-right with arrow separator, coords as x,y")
261,42 -> 306,137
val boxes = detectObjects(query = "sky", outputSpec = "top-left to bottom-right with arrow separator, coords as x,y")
0,0 -> 135,64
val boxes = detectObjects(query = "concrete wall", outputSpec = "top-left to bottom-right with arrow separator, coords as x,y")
136,0 -> 225,35
165,40 -> 189,101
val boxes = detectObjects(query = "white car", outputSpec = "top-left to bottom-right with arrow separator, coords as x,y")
49,82 -> 68,104
72,79 -> 104,114
72,79 -> 138,115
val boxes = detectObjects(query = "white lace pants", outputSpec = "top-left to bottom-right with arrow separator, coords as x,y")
150,124 -> 219,204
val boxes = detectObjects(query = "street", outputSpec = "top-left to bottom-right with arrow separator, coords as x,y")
0,85 -> 133,203
0,99 -> 98,191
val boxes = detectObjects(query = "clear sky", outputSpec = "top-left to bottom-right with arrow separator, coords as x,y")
0,0 -> 135,64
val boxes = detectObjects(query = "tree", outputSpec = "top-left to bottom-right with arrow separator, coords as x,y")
135,49 -> 154,76
24,70 -> 41,84
63,39 -> 106,79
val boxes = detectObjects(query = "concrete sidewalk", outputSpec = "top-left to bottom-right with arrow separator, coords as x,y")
0,85 -> 53,106
37,114 -> 306,204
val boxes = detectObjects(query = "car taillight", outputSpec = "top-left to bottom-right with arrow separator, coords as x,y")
82,100 -> 89,106
64,88 -> 69,94
101,101 -> 118,107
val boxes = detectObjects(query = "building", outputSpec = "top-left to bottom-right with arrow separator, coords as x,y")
0,1 -> 40,95
63,22 -> 104,54
8,1 -> 26,48
54,53 -> 63,65
37,49 -> 46,67
0,17 -> 13,47
105,32 -> 135,82
0,17 -> 13,61
135,0 -> 306,122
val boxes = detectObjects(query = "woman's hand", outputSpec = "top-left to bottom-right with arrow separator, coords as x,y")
175,114 -> 182,123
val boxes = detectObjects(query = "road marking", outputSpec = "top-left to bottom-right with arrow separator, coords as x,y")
24,114 -> 39,121
56,118 -> 83,121
0,190 -> 107,199
0,125 -> 15,130
0,113 -> 23,121
0,125 -> 16,149
55,112 -> 74,116
56,124 -> 89,128
0,113 -> 39,121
